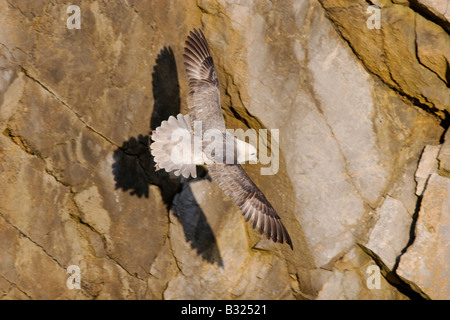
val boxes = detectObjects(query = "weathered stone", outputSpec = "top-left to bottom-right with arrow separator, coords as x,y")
416,13 -> 450,85
319,0 -> 450,117
438,130 -> 450,177
415,145 -> 441,196
0,0 -> 448,300
316,247 -> 408,299
365,196 -> 412,270
416,0 -> 450,22
147,238 -> 179,299
397,173 -> 450,299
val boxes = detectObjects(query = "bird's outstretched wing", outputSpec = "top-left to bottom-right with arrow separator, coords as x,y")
208,163 -> 293,249
184,28 -> 219,89
183,29 -> 225,134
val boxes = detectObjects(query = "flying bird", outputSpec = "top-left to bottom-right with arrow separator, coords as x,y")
151,29 -> 293,249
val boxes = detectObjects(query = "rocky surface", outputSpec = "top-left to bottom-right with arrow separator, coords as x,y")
415,0 -> 450,25
397,172 -> 450,299
0,0 -> 449,299
396,132 -> 450,300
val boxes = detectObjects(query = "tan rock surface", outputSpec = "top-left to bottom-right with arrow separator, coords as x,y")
397,173 -> 450,299
1,0 -> 448,299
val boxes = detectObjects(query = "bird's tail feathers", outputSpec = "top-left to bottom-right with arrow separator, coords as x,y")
150,113 -> 199,178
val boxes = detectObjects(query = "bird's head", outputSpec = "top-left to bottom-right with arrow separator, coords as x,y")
235,139 -> 258,164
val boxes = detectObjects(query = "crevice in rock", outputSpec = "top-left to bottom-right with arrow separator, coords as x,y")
19,67 -> 119,148
0,211 -> 65,270
358,244 -> 429,300
70,193 -> 144,281
106,254 -> 145,282
388,83 -> 442,118
161,278 -> 172,300
409,0 -> 450,34
3,126 -> 73,188
0,273 -> 33,299
222,72 -> 265,131
67,210 -> 107,252
161,226 -> 184,300
226,101 -> 253,130
439,110 -> 450,144
63,214 -> 106,300
413,13 -> 449,86
166,207 -> 189,278
358,165 -> 434,300
45,167 -> 72,187
147,236 -> 179,300
5,0 -> 27,17
197,0 -> 234,25
68,194 -> 146,284
446,60 -> 450,85
392,195 -> 423,274
196,1 -> 210,15
2,127 -> 38,157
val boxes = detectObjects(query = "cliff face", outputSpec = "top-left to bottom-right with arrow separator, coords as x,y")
0,0 -> 448,299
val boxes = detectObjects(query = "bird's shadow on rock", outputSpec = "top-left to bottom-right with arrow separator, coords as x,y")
112,46 -> 223,267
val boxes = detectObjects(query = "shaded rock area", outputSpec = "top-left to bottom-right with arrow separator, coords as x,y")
0,0 -> 448,299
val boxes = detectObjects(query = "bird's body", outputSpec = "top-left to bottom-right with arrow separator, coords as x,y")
151,29 -> 293,249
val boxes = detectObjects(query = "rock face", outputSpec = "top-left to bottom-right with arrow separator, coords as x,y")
0,0 -> 448,300
396,131 -> 450,300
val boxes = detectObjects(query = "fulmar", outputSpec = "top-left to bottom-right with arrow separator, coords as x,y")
151,29 -> 293,249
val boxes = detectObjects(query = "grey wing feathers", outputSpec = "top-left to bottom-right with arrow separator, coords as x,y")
183,29 -> 225,134
208,163 -> 293,249
183,29 -> 219,88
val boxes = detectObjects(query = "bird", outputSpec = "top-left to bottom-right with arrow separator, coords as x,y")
151,29 -> 293,249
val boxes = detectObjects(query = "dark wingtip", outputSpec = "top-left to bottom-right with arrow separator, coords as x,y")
287,239 -> 294,250
283,226 -> 294,250
190,28 -> 204,39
